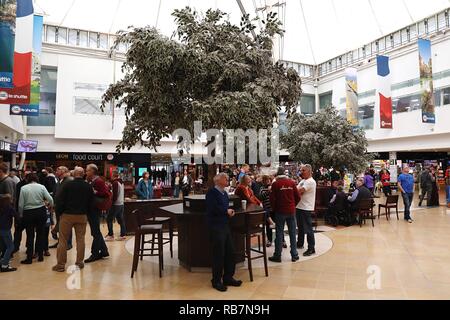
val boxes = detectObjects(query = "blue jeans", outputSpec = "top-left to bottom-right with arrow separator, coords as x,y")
446,185 -> 450,205
0,229 -> 14,266
273,213 -> 298,258
296,209 -> 315,250
174,185 -> 180,198
401,192 -> 413,220
106,205 -> 126,237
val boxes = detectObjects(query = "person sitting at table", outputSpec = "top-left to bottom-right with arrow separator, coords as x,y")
206,173 -> 242,292
347,177 -> 372,222
234,175 -> 262,206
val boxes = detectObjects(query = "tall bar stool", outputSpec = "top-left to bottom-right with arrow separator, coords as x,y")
236,211 -> 269,281
144,211 -> 174,258
131,209 -> 164,278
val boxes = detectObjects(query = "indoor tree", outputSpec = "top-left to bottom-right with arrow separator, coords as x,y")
102,7 -> 302,180
281,106 -> 374,176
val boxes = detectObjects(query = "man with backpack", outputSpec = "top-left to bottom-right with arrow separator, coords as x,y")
84,164 -> 110,263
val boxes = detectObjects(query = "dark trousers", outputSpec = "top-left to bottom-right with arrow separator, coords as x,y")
87,209 -> 109,257
382,185 -> 391,197
419,185 -> 432,206
13,218 -> 25,251
401,192 -> 413,220
273,212 -> 298,258
296,209 -> 315,250
106,205 -> 126,237
209,225 -> 235,284
23,206 -> 47,258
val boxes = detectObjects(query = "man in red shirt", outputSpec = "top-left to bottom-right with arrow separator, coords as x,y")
269,167 -> 301,262
84,164 -> 110,263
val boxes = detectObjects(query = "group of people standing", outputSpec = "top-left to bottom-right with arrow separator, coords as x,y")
0,163 -> 127,273
206,164 -> 317,292
136,169 -> 193,200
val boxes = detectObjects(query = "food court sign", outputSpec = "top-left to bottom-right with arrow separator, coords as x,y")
55,153 -> 111,161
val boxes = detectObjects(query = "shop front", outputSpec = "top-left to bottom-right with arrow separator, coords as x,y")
0,140 -> 17,166
24,152 -> 151,187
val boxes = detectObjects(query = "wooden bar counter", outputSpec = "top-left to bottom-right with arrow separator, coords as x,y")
160,195 -> 265,272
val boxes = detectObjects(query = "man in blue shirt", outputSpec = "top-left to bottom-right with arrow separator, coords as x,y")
398,166 -> 414,223
206,173 -> 242,292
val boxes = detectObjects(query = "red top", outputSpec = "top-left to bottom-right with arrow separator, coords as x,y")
270,176 -> 301,215
234,184 -> 262,206
90,176 -> 109,198
381,173 -> 390,186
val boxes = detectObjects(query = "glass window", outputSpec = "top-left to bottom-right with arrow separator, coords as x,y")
319,92 -> 332,110
79,31 -> 88,47
300,95 -> 315,115
89,32 -> 98,48
278,112 -> 287,134
339,109 -> 346,120
358,104 -> 374,130
443,87 -> 450,105
99,34 -> 108,50
428,16 -> 437,33
68,29 -> 78,45
27,68 -> 57,126
393,94 -> 421,113
434,89 -> 441,107
58,27 -> 67,44
393,31 -> 401,47
418,20 -> 426,36
46,26 -> 56,43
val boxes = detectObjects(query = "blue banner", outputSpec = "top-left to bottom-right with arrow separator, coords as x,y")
10,104 -> 39,116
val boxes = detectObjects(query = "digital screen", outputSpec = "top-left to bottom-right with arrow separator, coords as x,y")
17,140 -> 38,153
138,168 -> 148,178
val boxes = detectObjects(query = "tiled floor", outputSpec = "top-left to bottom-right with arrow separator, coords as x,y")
1,191 -> 449,300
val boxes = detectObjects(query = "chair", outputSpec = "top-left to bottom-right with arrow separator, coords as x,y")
378,195 -> 399,220
236,211 -> 269,282
357,198 -> 375,227
144,212 -> 174,258
130,209 -> 164,278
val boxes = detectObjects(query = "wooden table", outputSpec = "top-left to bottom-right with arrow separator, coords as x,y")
160,199 -> 264,272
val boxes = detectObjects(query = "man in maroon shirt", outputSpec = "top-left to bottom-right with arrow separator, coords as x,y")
269,167 -> 301,263
84,164 -> 109,263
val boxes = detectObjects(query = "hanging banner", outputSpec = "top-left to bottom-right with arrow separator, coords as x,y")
377,55 -> 393,129
28,14 -> 43,112
0,0 -> 16,88
0,0 -> 33,105
418,38 -> 435,124
345,68 -> 358,126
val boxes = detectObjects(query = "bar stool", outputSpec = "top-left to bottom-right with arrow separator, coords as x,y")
236,211 -> 269,281
131,209 -> 164,278
145,213 -> 174,258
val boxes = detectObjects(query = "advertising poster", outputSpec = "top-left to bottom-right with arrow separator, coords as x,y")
418,38 -> 435,124
0,0 -> 33,105
345,68 -> 358,126
377,55 -> 393,129
0,0 -> 16,88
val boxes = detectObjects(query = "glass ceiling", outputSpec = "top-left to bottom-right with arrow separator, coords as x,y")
34,0 -> 450,64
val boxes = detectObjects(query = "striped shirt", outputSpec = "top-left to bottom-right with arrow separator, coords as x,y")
259,187 -> 272,213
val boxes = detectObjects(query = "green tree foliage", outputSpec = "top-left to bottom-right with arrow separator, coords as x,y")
282,106 -> 374,173
102,7 -> 302,153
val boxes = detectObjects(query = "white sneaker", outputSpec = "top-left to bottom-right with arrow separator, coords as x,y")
104,235 -> 115,241
407,219 -> 413,223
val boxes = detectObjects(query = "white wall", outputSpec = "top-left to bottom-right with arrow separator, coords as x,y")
319,32 -> 450,153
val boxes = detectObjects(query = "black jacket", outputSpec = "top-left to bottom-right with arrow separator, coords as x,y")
56,177 -> 94,216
